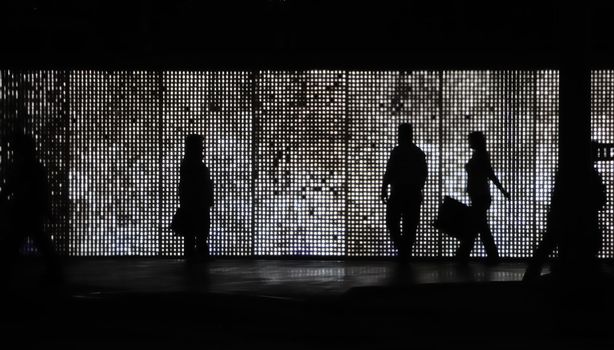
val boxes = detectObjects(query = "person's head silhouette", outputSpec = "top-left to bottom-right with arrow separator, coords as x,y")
468,131 -> 487,152
398,123 -> 413,145
184,134 -> 204,162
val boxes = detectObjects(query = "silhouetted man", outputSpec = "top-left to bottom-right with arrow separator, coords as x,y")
524,142 -> 606,281
381,123 -> 427,261
0,133 -> 61,283
175,134 -> 214,263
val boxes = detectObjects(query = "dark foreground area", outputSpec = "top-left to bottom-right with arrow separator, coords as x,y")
1,259 -> 614,348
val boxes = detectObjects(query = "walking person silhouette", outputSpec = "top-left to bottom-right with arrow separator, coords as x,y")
456,131 -> 510,265
0,133 -> 61,284
524,141 -> 606,280
172,134 -> 214,263
381,123 -> 427,262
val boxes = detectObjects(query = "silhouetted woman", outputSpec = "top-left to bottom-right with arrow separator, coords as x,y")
456,131 -> 510,264
175,134 -> 214,262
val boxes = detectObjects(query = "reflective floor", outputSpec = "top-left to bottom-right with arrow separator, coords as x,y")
4,259 -> 614,348
7,258 -> 543,299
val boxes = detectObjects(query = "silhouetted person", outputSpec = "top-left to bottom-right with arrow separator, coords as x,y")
524,142 -> 606,281
456,131 -> 510,265
0,133 -> 61,283
523,170 -> 564,281
176,134 -> 214,263
381,123 -> 427,261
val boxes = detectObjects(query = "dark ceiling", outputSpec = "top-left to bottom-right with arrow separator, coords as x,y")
0,0 -> 611,69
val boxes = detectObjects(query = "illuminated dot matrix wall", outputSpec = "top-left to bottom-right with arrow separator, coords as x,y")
592,71 -> 614,259
0,70 -> 573,258
348,71 -> 440,257
255,71 -> 346,255
0,71 -> 69,255
162,72 -> 252,256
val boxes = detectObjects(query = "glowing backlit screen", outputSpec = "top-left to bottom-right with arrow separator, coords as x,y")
591,71 -> 614,259
70,71 -> 159,256
255,71 -> 346,255
0,70 -> 569,257
0,71 -> 69,255
162,71 -> 252,256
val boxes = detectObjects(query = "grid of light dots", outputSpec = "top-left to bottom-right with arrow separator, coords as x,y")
254,71 -> 346,255
0,70 -> 69,255
69,71 -> 159,256
591,71 -> 614,259
0,69 -> 567,257
536,71 -> 559,255
162,71 -> 252,256
348,71 -> 440,257
441,71 -> 558,258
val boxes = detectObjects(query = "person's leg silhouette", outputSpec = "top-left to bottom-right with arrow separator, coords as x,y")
456,236 -> 475,264
387,200 -> 406,259
184,234 -> 196,263
474,207 -> 498,264
30,223 -> 62,283
400,200 -> 421,260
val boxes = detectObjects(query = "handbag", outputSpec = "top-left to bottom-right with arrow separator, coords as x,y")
433,196 -> 475,241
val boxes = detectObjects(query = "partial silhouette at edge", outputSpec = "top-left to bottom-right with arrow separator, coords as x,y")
0,133 -> 62,285
524,141 -> 606,281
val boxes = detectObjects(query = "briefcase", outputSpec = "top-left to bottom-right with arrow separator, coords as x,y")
433,196 -> 475,241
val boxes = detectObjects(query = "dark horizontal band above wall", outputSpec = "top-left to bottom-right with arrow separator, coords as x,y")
0,1 -> 613,69
0,50 -> 570,72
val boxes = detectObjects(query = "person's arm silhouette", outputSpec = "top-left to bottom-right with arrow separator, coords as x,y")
418,149 -> 427,191
381,151 -> 393,204
0,166 -> 15,217
179,162 -> 187,205
36,162 -> 53,222
486,156 -> 510,199
205,166 -> 214,208
1,170 -> 13,202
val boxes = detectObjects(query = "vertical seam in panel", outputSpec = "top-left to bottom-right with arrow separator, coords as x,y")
64,70 -> 71,256
533,70 -> 538,253
251,71 -> 257,256
344,71 -> 350,257
158,71 -> 163,256
438,70 -> 444,257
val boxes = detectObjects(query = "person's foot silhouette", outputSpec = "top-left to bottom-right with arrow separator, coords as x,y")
485,256 -> 499,266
